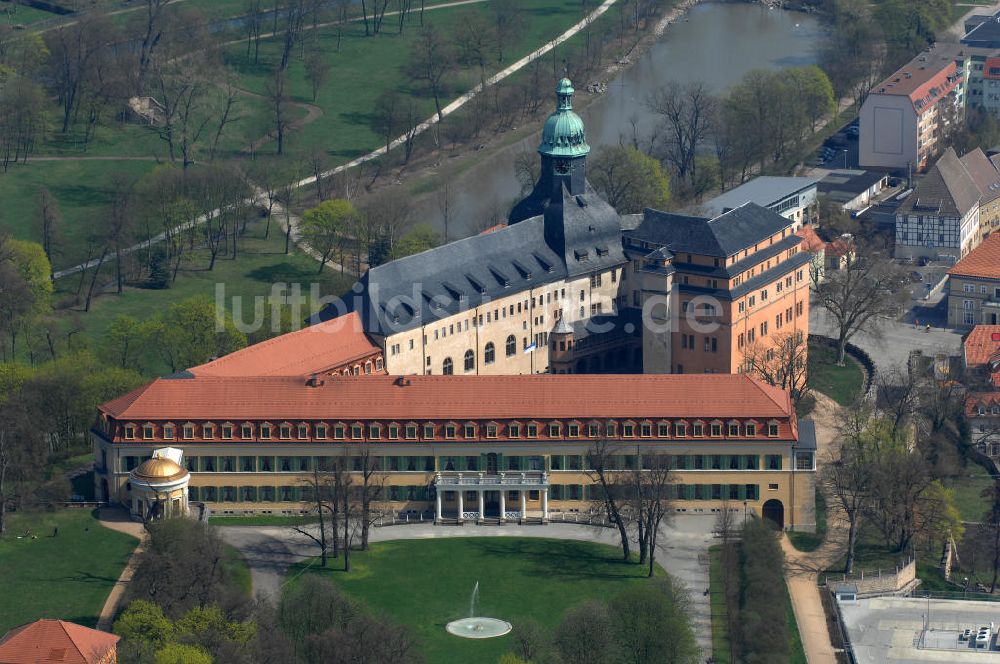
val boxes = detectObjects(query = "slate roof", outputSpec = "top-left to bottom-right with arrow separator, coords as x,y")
628,202 -> 793,258
341,181 -> 626,337
898,148 -> 981,217
816,169 -> 887,203
959,148 -> 1000,205
963,11 -> 1000,48
696,176 -> 816,218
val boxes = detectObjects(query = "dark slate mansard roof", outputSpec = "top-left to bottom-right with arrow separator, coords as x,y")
331,180 -> 626,337
627,202 -> 793,258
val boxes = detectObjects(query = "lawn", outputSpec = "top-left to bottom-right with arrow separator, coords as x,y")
222,544 -> 253,596
223,0 -> 593,162
0,159 -> 159,271
946,469 -> 993,523
787,489 -> 827,552
808,341 -> 866,407
294,537 -> 655,663
0,509 -> 138,633
0,1 -> 59,25
57,216 -> 354,375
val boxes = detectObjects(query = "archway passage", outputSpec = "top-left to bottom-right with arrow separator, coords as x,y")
762,499 -> 784,530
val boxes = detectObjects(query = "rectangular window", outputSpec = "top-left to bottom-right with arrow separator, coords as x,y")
548,424 -> 561,437
369,425 -> 381,439
351,425 -> 363,439
766,455 -> 783,470
388,424 -> 399,440
509,423 -> 521,438
163,425 -> 175,440
746,423 -> 756,436
279,425 -> 291,440
445,425 -> 456,439
676,423 -> 687,437
183,425 -> 195,440
640,423 -> 652,437
423,424 -> 435,439
405,425 -> 417,439
297,424 -> 308,439
526,424 -> 538,438
220,425 -> 232,440
124,426 -> 136,440
568,424 -> 580,437
240,425 -> 252,439
203,425 -> 215,440
728,424 -> 739,436
142,425 -> 154,440
259,424 -> 271,440
710,423 -> 721,436
623,424 -> 635,437
486,424 -> 498,438
464,425 -> 476,439
692,422 -> 703,436
315,424 -> 327,439
767,423 -> 778,437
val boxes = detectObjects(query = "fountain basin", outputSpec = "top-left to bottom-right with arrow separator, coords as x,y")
445,617 -> 513,639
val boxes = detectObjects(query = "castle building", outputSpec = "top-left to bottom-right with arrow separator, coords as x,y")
93,373 -> 817,531
93,79 -> 817,529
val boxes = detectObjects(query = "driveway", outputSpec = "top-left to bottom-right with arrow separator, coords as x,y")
218,515 -> 717,657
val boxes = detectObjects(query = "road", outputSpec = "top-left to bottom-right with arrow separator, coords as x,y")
219,515 -> 718,658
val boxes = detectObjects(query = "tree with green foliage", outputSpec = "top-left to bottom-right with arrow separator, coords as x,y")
114,600 -> 176,651
301,199 -> 357,273
0,238 -> 52,361
158,296 -> 247,373
0,362 -> 41,538
589,145 -> 670,214
789,65 -> 836,133
154,643 -> 213,664
553,599 -> 619,664
100,315 -> 160,373
737,519 -> 789,662
391,223 -> 441,260
610,578 -> 699,664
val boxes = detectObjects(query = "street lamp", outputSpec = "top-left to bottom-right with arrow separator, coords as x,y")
842,149 -> 849,169
743,500 -> 748,524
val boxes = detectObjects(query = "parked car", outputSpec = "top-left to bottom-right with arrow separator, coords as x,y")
909,271 -> 923,283
917,256 -> 931,267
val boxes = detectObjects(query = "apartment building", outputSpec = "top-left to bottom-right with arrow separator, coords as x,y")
860,46 -> 965,172
947,233 -> 1000,327
93,373 -> 817,532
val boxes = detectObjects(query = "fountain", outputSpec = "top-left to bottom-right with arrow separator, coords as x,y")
445,581 -> 513,639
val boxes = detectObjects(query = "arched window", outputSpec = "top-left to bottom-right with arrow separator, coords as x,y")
484,342 -> 495,364
506,335 -> 516,357
443,357 -> 453,375
464,350 -> 475,372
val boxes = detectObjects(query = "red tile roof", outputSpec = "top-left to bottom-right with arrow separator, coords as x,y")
0,620 -> 118,664
871,47 -> 962,113
796,225 -> 825,253
99,373 -> 793,423
950,233 -> 1000,280
966,392 -> 1000,418
189,312 -> 381,377
965,325 -> 1000,369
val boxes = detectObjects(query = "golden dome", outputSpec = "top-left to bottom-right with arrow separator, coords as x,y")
131,457 -> 188,482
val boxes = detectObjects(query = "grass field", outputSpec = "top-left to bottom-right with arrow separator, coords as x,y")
787,490 -> 827,552
295,537 -> 656,663
222,544 -> 253,596
808,341 -> 866,407
58,215 -> 354,374
0,509 -> 138,633
946,469 -> 993,523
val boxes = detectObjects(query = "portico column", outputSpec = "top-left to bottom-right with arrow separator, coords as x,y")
542,488 -> 549,522
457,490 -> 464,523
478,490 -> 485,524
520,490 -> 527,521
435,490 -> 442,523
499,490 -> 506,523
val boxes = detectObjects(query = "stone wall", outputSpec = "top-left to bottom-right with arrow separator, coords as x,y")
825,557 -> 917,596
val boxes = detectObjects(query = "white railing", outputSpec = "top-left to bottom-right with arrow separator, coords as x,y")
435,471 -> 548,488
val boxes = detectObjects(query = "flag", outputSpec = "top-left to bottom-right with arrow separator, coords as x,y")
523,342 -> 537,353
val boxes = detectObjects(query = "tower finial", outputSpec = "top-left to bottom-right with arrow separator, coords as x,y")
556,78 -> 574,111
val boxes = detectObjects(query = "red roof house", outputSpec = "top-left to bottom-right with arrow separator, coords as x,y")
0,620 -> 119,664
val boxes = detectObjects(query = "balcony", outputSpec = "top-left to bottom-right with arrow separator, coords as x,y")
434,471 -> 549,489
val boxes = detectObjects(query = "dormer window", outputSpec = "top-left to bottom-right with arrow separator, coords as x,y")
297,424 -> 309,439
676,421 -> 688,437
509,422 -> 521,438
203,424 -> 215,439
241,424 -> 253,439
163,424 -> 175,440
221,424 -> 233,440
142,424 -> 154,440
183,424 -> 195,440
259,423 -> 272,439
315,424 -> 328,439
710,422 -> 722,437
692,421 -> 704,437
369,424 -> 382,439
464,423 -> 476,439
486,423 -> 498,439
728,423 -> 740,436
124,424 -> 136,440
388,424 -> 399,440
640,422 -> 652,437
767,422 -> 779,437
526,423 -> 538,438
351,424 -> 363,440
445,424 -> 457,439
622,422 -> 635,438
588,421 -> 600,437
279,424 -> 292,440
548,423 -> 562,437
745,422 -> 757,437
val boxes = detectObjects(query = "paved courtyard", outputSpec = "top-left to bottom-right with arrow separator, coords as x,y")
839,596 -> 1000,663
219,514 -> 717,657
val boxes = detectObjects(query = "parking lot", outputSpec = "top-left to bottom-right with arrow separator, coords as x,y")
839,596 -> 1000,662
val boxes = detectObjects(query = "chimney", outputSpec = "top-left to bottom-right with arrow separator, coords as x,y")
306,373 -> 325,387
394,376 -> 411,387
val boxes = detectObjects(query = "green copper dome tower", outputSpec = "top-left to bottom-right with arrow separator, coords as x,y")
539,78 -> 590,160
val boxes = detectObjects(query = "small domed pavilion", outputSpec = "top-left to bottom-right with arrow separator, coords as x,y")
127,448 -> 189,521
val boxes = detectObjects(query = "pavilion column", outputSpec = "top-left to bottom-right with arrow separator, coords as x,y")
457,490 -> 464,523
542,488 -> 549,522
478,490 -> 485,524
520,490 -> 527,521
499,490 -> 506,523
435,490 -> 442,523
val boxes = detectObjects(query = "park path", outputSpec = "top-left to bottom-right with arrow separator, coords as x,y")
782,393 -> 848,664
94,507 -> 147,632
219,515 -> 717,658
51,0 -> 622,281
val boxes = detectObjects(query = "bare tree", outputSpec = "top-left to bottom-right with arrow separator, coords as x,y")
979,481 -> 1000,592
742,330 -> 810,406
357,446 -> 386,550
304,51 -> 330,102
132,0 -> 171,92
36,188 -> 61,271
815,240 -> 906,365
436,181 -> 454,243
630,452 -> 674,577
647,81 -> 716,186
209,77 -> 243,162
404,24 -> 454,126
268,67 -> 290,156
491,0 -> 524,63
586,439 -> 632,561
245,0 -> 265,63
45,14 -> 114,134
296,467 -> 333,567
824,407 -> 872,573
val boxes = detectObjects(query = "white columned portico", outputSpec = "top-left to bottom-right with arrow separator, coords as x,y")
435,490 -> 442,523
457,489 -> 464,523
499,487 -> 506,523
520,490 -> 527,521
542,487 -> 549,522
478,489 -> 485,523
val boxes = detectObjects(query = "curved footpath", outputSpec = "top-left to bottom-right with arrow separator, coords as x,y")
219,515 -> 716,657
